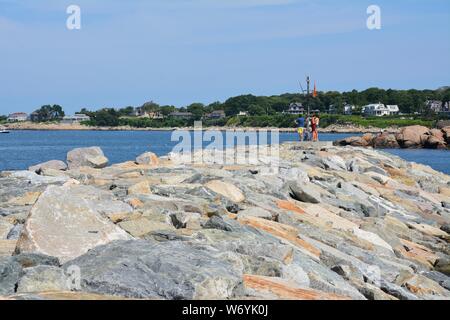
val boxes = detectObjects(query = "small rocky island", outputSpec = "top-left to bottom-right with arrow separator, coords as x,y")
1,142 -> 450,300
335,125 -> 450,149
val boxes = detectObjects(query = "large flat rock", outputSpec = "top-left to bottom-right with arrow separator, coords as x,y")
16,185 -> 132,263
63,240 -> 243,300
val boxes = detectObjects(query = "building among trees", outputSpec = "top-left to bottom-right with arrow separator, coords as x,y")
61,114 -> 91,124
283,103 -> 305,115
362,103 -> 399,117
7,112 -> 28,122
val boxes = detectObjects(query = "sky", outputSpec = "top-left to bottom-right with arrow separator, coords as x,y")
0,0 -> 449,115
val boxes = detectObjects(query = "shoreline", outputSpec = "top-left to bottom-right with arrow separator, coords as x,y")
1,122 -> 399,134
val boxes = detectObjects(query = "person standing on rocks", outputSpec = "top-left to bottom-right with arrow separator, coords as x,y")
315,115 -> 320,141
311,114 -> 318,142
304,115 -> 311,141
295,115 -> 305,141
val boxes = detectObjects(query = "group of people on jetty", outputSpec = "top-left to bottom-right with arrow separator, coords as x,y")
295,114 -> 320,142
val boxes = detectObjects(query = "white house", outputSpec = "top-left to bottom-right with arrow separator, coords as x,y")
7,112 -> 28,122
61,113 -> 91,124
343,104 -> 355,115
237,111 -> 249,117
386,105 -> 400,115
363,103 -> 398,117
283,102 -> 305,115
425,100 -> 443,113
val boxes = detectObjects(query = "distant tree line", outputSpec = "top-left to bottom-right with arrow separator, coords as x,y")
77,87 -> 449,127
6,86 -> 448,127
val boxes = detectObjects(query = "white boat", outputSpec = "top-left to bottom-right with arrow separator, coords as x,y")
0,127 -> 10,134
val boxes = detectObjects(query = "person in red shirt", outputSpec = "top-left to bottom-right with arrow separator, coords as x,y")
311,114 -> 316,141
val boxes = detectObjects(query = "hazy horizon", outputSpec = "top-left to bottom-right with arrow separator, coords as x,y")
1,0 -> 449,114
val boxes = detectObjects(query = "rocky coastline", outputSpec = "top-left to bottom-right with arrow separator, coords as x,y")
335,125 -> 450,149
2,121 -> 400,134
1,143 -> 450,300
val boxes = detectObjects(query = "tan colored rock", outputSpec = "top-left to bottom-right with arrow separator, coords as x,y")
399,239 -> 439,268
126,198 -> 145,209
67,147 -> 109,169
205,180 -> 245,203
107,212 -> 142,223
16,185 -> 133,263
0,240 -> 17,257
111,161 -> 138,169
7,192 -> 41,206
396,125 -> 430,148
136,152 -> 159,166
118,172 -> 142,179
127,181 -> 152,195
407,222 -> 450,240
439,186 -> 450,197
430,128 -> 445,141
372,133 -> 399,148
29,160 -> 67,173
400,274 -> 450,298
442,126 -> 450,144
118,217 -> 175,237
243,275 -> 349,300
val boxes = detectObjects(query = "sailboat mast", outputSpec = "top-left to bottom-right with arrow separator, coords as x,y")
306,76 -> 311,117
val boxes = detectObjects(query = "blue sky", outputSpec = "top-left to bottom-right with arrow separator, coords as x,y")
1,0 -> 449,115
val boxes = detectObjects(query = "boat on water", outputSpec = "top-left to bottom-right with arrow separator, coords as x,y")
0,127 -> 10,134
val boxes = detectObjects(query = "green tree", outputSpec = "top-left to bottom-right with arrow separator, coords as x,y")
159,105 -> 176,117
91,108 -> 120,126
248,104 -> 266,116
141,101 -> 160,113
33,105 -> 65,122
187,103 -> 205,120
118,106 -> 135,117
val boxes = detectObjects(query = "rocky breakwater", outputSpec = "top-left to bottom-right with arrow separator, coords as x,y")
334,125 -> 450,149
1,144 -> 450,300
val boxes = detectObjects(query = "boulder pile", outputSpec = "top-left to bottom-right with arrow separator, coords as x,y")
1,143 -> 449,300
334,125 -> 450,149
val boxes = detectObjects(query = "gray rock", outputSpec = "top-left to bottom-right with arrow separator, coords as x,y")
423,271 -> 450,291
63,240 -> 243,299
237,207 -> 273,220
17,265 -> 70,293
288,182 -> 321,203
379,280 -> 419,300
441,223 -> 450,233
28,160 -> 67,173
12,253 -> 60,269
203,216 -> 241,232
7,224 -> 23,240
321,155 -> 347,171
67,147 -> 109,169
0,257 -> 23,295
8,171 -> 69,185
435,258 -> 450,276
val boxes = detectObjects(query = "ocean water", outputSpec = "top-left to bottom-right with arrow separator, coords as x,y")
0,130 -> 448,174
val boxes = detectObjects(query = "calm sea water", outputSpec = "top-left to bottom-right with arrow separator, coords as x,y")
0,130 -> 448,174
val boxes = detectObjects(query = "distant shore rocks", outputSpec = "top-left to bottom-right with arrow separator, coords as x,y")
334,125 -> 450,149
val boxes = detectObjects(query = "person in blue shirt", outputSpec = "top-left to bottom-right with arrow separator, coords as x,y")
295,116 -> 305,141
